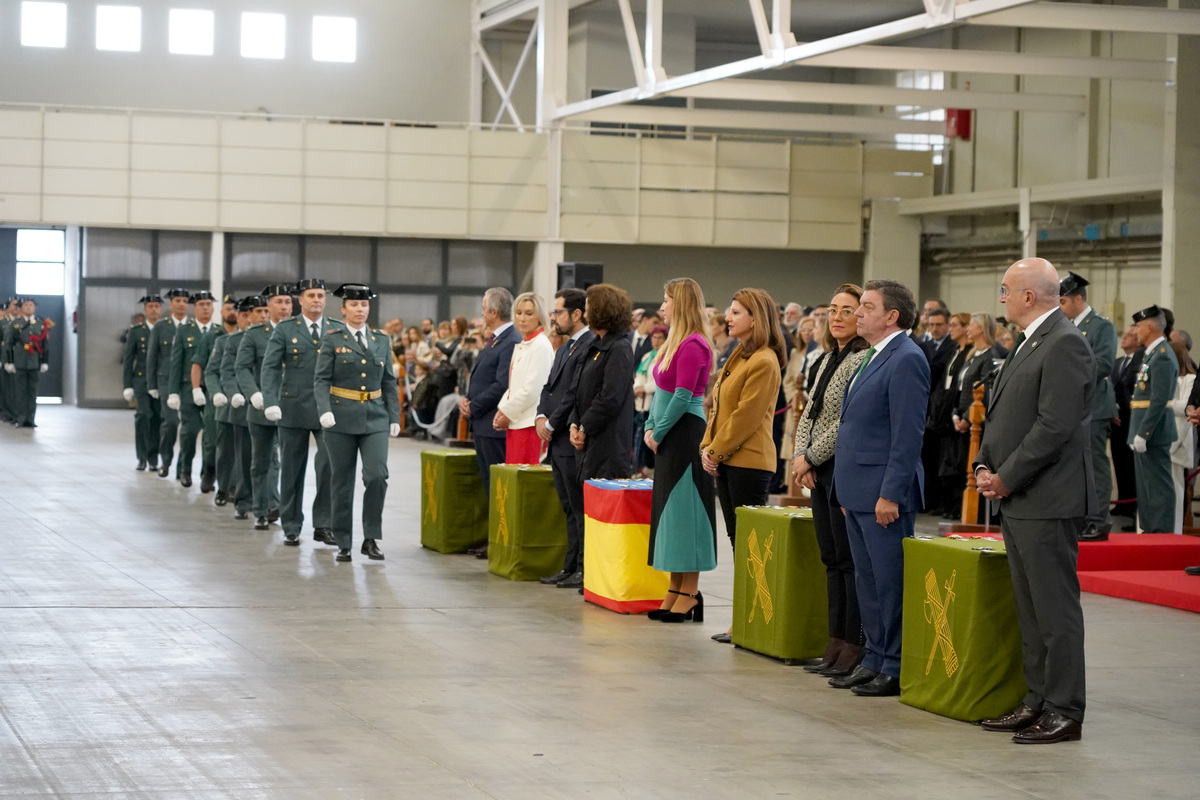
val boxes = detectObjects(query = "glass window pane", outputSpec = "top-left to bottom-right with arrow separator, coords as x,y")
447,241 -> 513,287
449,293 -> 485,323
230,234 -> 299,286
21,2 -> 67,48
16,262 -> 65,296
81,285 -> 135,404
304,236 -> 370,285
377,239 -> 441,286
96,5 -> 141,52
158,231 -> 211,281
374,293 -> 438,331
17,228 -> 65,262
312,16 -> 355,63
84,228 -> 152,278
169,9 -> 214,55
241,12 -> 286,60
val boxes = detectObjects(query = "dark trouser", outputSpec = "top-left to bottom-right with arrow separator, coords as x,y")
157,394 -> 179,472
921,430 -> 942,512
550,444 -> 585,572
0,368 -> 9,420
177,399 -> 203,478
812,460 -> 862,645
473,432 -> 506,493
201,401 -> 217,479
214,421 -> 235,495
1000,515 -> 1086,722
248,422 -> 280,517
324,429 -> 389,549
134,387 -> 160,464
12,368 -> 39,426
1110,407 -> 1137,519
231,424 -> 253,513
1134,445 -> 1175,532
715,464 -> 773,551
278,425 -> 332,538
844,508 -> 914,678
1088,418 -> 1112,530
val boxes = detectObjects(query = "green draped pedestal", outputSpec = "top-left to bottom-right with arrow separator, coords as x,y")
900,537 -> 1027,722
487,464 -> 568,581
419,449 -> 488,554
731,506 -> 828,664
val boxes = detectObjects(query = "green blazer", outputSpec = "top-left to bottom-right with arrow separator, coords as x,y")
7,317 -> 51,371
220,330 -> 249,427
314,326 -> 400,435
1129,339 -> 1179,447
168,320 -> 215,400
235,322 -> 278,427
146,317 -> 187,396
192,325 -> 225,390
261,316 -> 344,431
204,335 -> 230,424
1077,308 -> 1118,421
121,322 -> 151,392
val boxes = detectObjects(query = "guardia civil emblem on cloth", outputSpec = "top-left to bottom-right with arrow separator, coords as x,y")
923,568 -> 959,677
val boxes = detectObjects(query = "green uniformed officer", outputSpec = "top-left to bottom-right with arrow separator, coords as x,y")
204,297 -> 239,506
314,283 -> 401,562
146,288 -> 192,478
121,294 -> 163,470
4,298 -> 53,428
1058,272 -> 1119,540
0,297 -> 21,424
221,297 -> 263,520
1128,304 -> 1178,533
236,284 -> 291,530
193,295 -> 237,493
261,278 -> 342,547
167,291 -> 217,488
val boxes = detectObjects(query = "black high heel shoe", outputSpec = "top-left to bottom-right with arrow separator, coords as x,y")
660,590 -> 703,623
647,589 -> 684,620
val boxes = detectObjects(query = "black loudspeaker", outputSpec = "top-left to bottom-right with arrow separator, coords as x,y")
557,262 -> 603,291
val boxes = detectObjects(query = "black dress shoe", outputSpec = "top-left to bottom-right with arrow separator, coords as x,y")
147,459 -> 158,471
267,507 -> 280,522
1012,711 -> 1082,744
465,544 -> 487,556
180,474 -> 192,488
829,665 -> 878,689
313,528 -> 336,545
283,536 -> 300,547
136,460 -> 147,472
1185,565 -> 1200,576
1121,523 -> 1137,532
474,544 -> 489,560
980,703 -> 1042,732
361,539 -> 384,560
233,510 -> 250,520
556,571 -> 583,588
158,465 -> 171,478
200,474 -> 214,493
335,548 -> 352,562
254,517 -> 269,530
214,492 -> 228,507
540,569 -> 571,585
851,673 -> 901,697
1077,524 -> 1109,542
711,632 -> 733,644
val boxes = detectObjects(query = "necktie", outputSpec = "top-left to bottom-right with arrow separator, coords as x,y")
1005,332 -> 1027,363
849,346 -> 876,392
311,323 -> 318,340
486,332 -> 495,347
356,331 -> 366,350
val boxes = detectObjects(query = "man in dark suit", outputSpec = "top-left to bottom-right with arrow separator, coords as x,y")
536,288 -> 594,588
975,257 -> 1094,745
457,287 -> 519,558
630,309 -> 656,365
830,279 -> 930,698
919,306 -> 955,514
1111,324 -> 1144,528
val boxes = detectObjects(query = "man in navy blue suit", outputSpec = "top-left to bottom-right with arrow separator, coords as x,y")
457,287 -> 519,558
831,279 -> 930,697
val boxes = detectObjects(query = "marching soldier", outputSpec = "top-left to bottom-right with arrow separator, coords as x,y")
4,298 -> 53,428
167,291 -> 217,488
220,297 -> 264,521
314,284 -> 401,562
261,278 -> 341,547
146,288 -> 192,478
203,297 -> 238,505
0,297 -> 20,424
193,295 -> 237,493
236,284 -> 291,530
121,294 -> 163,470
1128,304 -> 1179,533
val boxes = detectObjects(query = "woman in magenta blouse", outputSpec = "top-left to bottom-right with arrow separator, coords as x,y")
644,278 -> 716,623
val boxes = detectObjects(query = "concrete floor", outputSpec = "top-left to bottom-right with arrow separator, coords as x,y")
0,406 -> 1197,799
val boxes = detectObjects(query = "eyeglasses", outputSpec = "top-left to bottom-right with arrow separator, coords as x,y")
548,308 -> 567,316
998,286 -> 1031,300
828,307 -> 857,318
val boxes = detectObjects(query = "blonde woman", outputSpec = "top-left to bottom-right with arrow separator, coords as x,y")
495,292 -> 554,464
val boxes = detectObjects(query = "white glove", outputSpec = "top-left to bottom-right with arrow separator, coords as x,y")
149,388 -> 159,399
319,412 -> 336,429
231,393 -> 245,408
250,392 -> 264,410
39,364 -> 48,374
264,406 -> 282,422
167,393 -> 181,410
122,388 -> 135,402
1132,435 -> 1148,453
389,423 -> 401,437
4,363 -> 15,374
212,392 -> 228,407
192,388 -> 207,406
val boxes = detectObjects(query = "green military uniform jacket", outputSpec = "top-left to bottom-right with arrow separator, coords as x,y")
314,325 -> 400,435
220,330 -> 249,427
121,321 -> 152,392
192,325 -> 225,391
1128,338 -> 1178,446
1077,307 -> 1118,421
261,315 -> 344,431
204,334 -> 231,424
168,320 -> 214,398
146,316 -> 188,396
7,316 -> 51,370
235,322 -> 279,427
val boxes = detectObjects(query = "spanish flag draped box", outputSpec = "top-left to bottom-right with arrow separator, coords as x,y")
582,479 -> 669,614
420,449 -> 488,554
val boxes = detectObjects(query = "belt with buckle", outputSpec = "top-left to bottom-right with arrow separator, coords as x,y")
1129,400 -> 1150,408
331,387 -> 382,402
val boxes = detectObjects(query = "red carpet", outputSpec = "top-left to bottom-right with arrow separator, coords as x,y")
1075,534 -> 1200,614
1078,570 -> 1200,614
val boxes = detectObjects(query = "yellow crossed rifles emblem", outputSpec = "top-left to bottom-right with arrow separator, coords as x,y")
746,528 -> 774,624
423,463 -> 437,524
494,477 -> 510,545
923,568 -> 959,677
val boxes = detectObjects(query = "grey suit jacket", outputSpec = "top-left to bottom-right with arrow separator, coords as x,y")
974,309 -> 1096,521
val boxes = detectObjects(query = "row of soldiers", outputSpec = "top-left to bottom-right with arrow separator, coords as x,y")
0,296 -> 53,428
122,281 -> 401,562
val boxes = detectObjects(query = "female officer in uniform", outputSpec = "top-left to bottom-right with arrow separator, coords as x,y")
314,284 -> 401,563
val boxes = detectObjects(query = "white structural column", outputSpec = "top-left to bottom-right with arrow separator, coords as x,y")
862,200 -> 922,293
1162,0 -> 1200,336
210,232 -> 225,304
533,0 -> 568,303
63,225 -> 81,406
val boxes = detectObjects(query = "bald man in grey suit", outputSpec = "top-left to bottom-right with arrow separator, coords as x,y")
974,258 -> 1095,745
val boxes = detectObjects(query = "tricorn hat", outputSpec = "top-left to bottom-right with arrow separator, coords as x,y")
138,294 -> 163,305
1131,304 -> 1162,323
189,290 -> 216,304
332,283 -> 376,301
164,288 -> 191,299
261,284 -> 294,299
1058,271 -> 1090,297
238,295 -> 268,312
295,278 -> 326,293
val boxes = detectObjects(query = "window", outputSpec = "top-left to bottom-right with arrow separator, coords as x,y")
241,12 -> 285,59
312,16 -> 355,63
169,9 -> 214,55
895,70 -> 947,165
96,5 -> 141,52
21,2 -> 67,48
16,229 -> 66,296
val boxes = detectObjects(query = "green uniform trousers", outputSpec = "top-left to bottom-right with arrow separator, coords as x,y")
324,429 -> 389,549
1088,419 -> 1112,530
0,369 -> 11,421
11,369 -> 39,426
201,402 -> 217,479
1134,445 -> 1175,532
133,388 -> 161,465
178,400 -> 203,478
248,422 -> 280,517
157,397 -> 179,474
230,424 -> 254,514
278,426 -> 333,538
214,420 -> 235,497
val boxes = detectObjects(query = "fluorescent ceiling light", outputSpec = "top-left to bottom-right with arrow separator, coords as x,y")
96,5 -> 142,52
21,2 -> 67,48
313,16 -> 356,63
169,9 -> 215,56
241,12 -> 285,60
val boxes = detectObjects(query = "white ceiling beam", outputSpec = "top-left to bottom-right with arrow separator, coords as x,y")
897,174 -> 1163,216
645,0 -> 666,84
475,0 -> 539,32
967,2 -> 1200,36
749,0 -> 774,57
615,0 -> 649,90
568,106 -> 946,137
670,79 -> 1088,113
771,0 -> 797,50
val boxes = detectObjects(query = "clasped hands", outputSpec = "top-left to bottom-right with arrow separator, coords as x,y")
569,424 -> 586,450
790,454 -> 816,490
975,467 -> 1010,500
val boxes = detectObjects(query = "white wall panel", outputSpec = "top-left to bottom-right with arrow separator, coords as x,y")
43,168 -> 128,197
388,180 -> 468,209
469,130 -> 547,159
44,112 -> 128,142
0,110 -> 43,138
469,183 -> 547,213
390,127 -> 469,156
560,214 -> 637,242
0,165 -> 41,194
221,120 -> 303,149
716,167 -> 789,194
715,194 -> 789,221
389,153 -> 469,183
0,194 -> 41,222
562,134 -> 638,162
387,208 -> 468,236
641,163 -> 714,191
715,220 -> 788,248
129,199 -> 218,228
305,177 -> 386,207
43,196 -> 126,225
304,205 -> 387,234
642,139 -> 713,166
562,159 -> 639,189
640,216 -> 714,245
220,175 -> 302,203
0,139 -> 42,167
219,202 -> 302,231
131,116 -> 218,146
640,190 -> 713,218
306,124 -> 387,152
130,172 -> 218,200
304,151 -> 386,180
132,144 -> 219,173
43,141 -> 129,170
718,141 -> 788,169
469,209 -> 548,238
221,147 -> 302,176
790,196 -> 861,224
469,157 -> 547,185
561,187 -> 638,216
789,222 -> 861,251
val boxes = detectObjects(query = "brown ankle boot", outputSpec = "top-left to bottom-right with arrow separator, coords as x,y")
804,638 -> 845,673
820,642 -> 863,677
